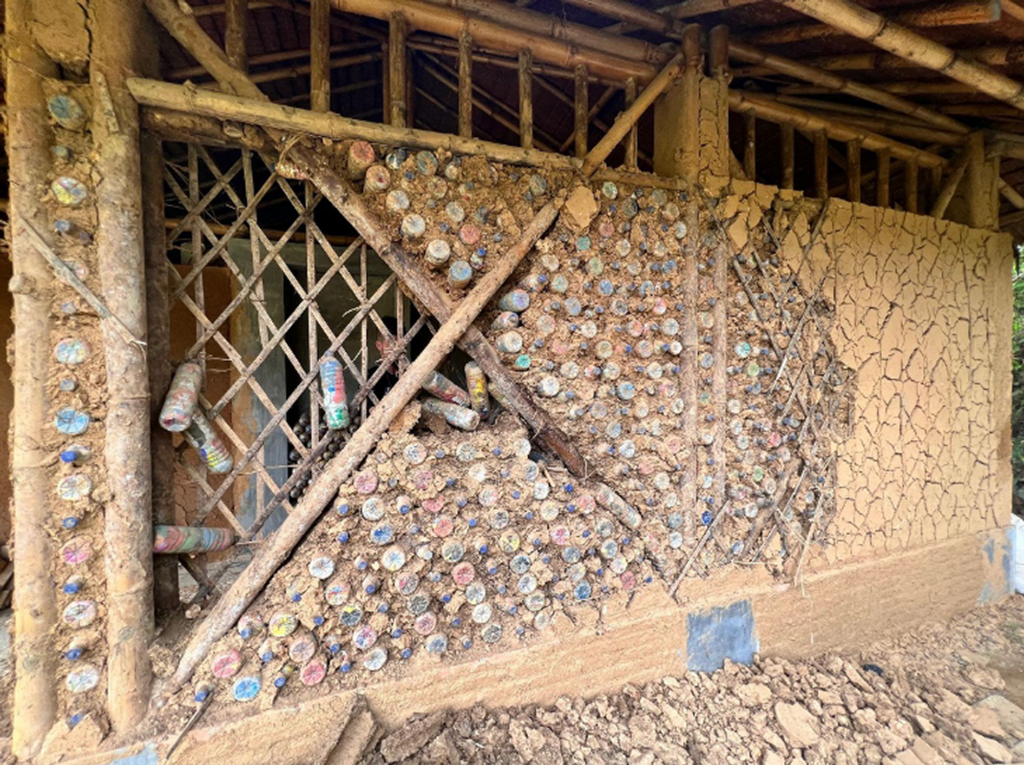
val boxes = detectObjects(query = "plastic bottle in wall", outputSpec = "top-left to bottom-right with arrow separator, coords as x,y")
184,410 -> 233,473
318,354 -> 350,430
159,361 -> 204,432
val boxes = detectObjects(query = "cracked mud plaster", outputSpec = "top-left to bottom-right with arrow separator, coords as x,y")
781,200 -> 1014,562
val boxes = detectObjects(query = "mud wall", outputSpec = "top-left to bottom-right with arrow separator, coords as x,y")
172,145 -> 1011,716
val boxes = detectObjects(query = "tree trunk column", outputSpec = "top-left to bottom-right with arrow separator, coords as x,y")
91,0 -> 154,732
6,0 -> 59,756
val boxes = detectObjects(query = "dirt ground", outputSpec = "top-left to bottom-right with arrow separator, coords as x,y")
363,595 -> 1024,765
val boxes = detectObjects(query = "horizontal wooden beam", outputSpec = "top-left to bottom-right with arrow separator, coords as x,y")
728,40 -> 968,134
750,0 -> 1000,45
171,40 -> 379,80
132,78 -> 685,189
728,90 -> 946,167
759,45 -> 1024,74
419,0 -> 669,65
773,0 -> 1024,115
331,0 -> 657,81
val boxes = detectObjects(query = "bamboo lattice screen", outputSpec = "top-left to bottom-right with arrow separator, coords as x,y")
161,144 -> 431,558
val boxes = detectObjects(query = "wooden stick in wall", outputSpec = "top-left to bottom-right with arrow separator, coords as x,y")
519,48 -> 533,150
310,0 -> 331,112
458,29 -> 472,137
781,124 -> 795,190
814,130 -> 829,199
877,147 -> 891,207
7,0 -> 58,755
681,24 -> 700,185
743,111 -> 756,181
92,0 -> 155,733
846,139 -> 861,203
388,12 -> 407,127
624,77 -> 638,171
965,131 -> 988,228
574,63 -> 589,158
905,159 -> 919,213
929,148 -> 971,219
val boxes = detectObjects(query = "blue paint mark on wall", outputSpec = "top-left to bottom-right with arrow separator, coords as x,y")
687,599 -> 758,673
983,537 -> 995,565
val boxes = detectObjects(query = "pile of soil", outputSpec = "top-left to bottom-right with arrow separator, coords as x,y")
364,595 -> 1024,765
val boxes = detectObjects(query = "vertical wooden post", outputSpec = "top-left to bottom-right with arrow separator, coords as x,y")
7,0 -> 58,755
905,158 -> 919,213
143,139 -> 179,623
846,139 -> 861,203
225,0 -> 248,70
966,130 -> 987,228
743,111 -> 756,181
519,48 -> 533,150
681,24 -> 701,184
310,0 -> 331,113
781,124 -> 795,190
458,30 -> 472,138
388,13 -> 407,128
574,63 -> 588,158
709,25 -> 731,182
877,147 -> 891,207
814,130 -> 828,199
624,77 -> 638,170
381,42 -> 391,124
92,0 -> 154,732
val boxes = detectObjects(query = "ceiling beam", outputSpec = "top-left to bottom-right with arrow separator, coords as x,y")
771,0 -> 1024,115
751,0 -> 1000,46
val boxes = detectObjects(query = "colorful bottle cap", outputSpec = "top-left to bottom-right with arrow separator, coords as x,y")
289,634 -> 318,663
212,648 -> 242,678
52,177 -> 89,206
62,600 -> 97,629
55,338 -> 89,365
268,613 -> 298,637
58,474 -> 92,502
61,537 -> 92,565
233,676 -> 261,702
47,94 -> 86,129
66,665 -> 100,694
55,408 -> 90,436
301,659 -> 327,686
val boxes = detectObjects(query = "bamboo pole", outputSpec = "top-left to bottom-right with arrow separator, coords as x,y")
750,0 -> 1000,45
781,123 -> 795,190
727,91 -> 945,167
458,29 -> 473,137
171,41 -> 376,80
92,0 -> 154,732
772,0 -> 1024,114
225,0 -> 248,70
624,77 -> 638,171
772,45 -> 1024,73
877,147 -> 890,207
420,0 -> 669,65
388,13 -> 407,127
905,159 -> 919,213
581,52 -> 684,176
245,51 -> 379,86
846,139 -> 861,203
814,130 -> 828,198
727,40 -> 968,135
681,24 -> 701,185
519,48 -> 534,150
966,131 -> 988,228
143,133 -> 179,624
574,64 -> 589,159
1000,178 -> 1024,210
770,97 -> 965,146
7,0 -> 58,755
929,148 -> 970,219
743,111 -> 756,180
331,0 -> 657,82
410,35 -> 624,86
130,78 -> 573,167
310,0 -> 331,112
571,0 -> 762,35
